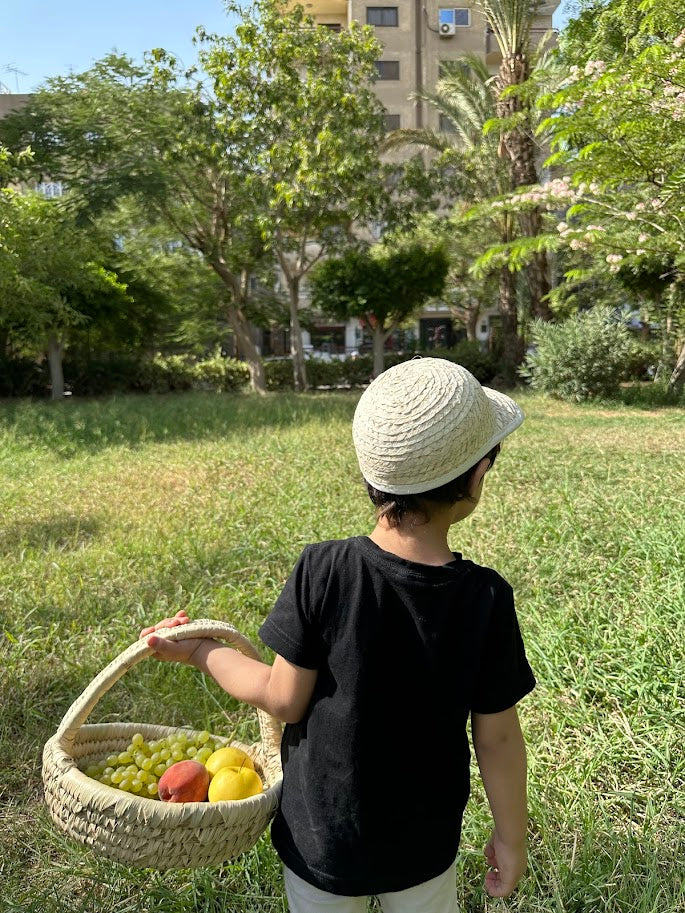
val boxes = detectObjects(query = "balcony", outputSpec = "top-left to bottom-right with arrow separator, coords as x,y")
486,26 -> 558,65
287,0 -> 349,14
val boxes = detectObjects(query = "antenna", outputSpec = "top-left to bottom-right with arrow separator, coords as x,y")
3,63 -> 28,92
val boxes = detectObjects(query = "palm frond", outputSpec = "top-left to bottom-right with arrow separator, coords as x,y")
474,0 -> 544,57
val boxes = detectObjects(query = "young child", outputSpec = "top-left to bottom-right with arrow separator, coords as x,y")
141,357 -> 535,913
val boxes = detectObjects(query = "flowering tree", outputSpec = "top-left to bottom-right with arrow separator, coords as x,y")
464,0 -> 685,389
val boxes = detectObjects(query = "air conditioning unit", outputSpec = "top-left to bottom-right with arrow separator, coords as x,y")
439,22 -> 457,37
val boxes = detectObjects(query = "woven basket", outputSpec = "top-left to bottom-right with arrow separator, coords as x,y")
42,619 -> 283,869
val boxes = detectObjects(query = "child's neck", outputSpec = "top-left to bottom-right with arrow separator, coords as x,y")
369,514 -> 455,567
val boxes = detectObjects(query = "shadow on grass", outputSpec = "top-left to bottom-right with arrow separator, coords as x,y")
0,515 -> 101,555
0,392 -> 360,458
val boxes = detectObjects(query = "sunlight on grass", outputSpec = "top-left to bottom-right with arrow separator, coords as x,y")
1,391 -> 683,912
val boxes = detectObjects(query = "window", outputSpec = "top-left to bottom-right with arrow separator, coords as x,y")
375,60 -> 400,80
439,8 -> 471,28
322,23 -> 342,32
35,181 -> 64,199
383,113 -> 401,131
367,7 -> 398,27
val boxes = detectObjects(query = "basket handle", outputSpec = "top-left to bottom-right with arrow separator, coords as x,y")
54,619 -> 282,762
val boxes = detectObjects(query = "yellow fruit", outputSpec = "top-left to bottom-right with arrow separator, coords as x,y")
205,746 -> 254,778
208,765 -> 263,802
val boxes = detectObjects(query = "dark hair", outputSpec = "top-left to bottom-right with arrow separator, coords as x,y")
366,444 -> 500,528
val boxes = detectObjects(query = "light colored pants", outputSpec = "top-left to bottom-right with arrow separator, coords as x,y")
284,862 -> 459,913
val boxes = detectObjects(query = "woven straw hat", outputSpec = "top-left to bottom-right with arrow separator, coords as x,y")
352,358 -> 524,495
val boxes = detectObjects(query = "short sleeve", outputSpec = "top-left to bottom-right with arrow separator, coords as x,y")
258,547 -> 322,670
471,580 -> 536,714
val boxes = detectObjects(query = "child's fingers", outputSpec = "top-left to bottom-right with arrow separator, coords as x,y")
146,634 -> 187,662
139,611 -> 190,639
484,868 -> 513,898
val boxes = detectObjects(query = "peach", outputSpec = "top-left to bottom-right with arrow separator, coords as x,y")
158,759 -> 210,803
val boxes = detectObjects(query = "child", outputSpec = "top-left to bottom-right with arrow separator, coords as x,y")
141,357 -> 535,912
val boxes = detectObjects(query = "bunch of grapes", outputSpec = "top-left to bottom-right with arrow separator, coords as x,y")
83,730 -> 222,798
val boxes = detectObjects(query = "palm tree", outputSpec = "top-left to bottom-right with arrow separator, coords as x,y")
384,54 -> 523,379
475,0 -> 554,321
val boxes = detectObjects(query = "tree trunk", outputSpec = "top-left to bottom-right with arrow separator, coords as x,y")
372,327 -> 387,379
225,305 -> 267,394
287,277 -> 308,392
498,266 -> 522,386
209,260 -> 267,394
668,340 -> 685,391
465,302 -> 480,343
497,54 -> 553,322
47,334 -> 65,401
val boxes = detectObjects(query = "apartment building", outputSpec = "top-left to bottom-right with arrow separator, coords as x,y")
280,2 -> 559,360
294,2 -> 558,131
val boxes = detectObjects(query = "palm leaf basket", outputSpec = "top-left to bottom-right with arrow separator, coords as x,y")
42,619 -> 283,869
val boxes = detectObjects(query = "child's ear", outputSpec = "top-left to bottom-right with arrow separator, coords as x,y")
467,457 -> 491,498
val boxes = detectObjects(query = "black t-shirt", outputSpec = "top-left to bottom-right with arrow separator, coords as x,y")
258,536 -> 535,896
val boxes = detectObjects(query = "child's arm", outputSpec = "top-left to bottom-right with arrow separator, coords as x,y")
141,612 -> 317,724
471,706 -> 529,899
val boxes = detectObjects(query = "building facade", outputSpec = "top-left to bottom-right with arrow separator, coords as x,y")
275,2 -> 559,360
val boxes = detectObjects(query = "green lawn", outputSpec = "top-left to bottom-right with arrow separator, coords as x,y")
1,390 -> 684,912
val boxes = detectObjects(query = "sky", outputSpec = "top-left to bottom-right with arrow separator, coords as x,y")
1,0 -> 573,95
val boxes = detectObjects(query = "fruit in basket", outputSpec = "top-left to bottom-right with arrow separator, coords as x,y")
158,759 -> 210,803
208,764 -> 263,802
205,746 -> 254,778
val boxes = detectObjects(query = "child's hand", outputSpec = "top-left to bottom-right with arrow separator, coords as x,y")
139,610 -> 202,665
483,830 -> 527,898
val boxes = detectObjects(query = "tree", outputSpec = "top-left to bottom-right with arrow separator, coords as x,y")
467,0 -> 685,389
474,0 -> 555,323
310,241 -> 449,378
383,55 -> 523,379
0,192 -> 130,399
201,0 -> 390,390
0,54 -> 274,393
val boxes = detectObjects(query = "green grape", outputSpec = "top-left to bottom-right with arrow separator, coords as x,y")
175,731 -> 188,745
160,748 -> 171,761
130,779 -> 143,793
171,749 -> 184,761
147,740 -> 162,753
141,758 -> 153,771
119,777 -> 132,791
146,782 -> 158,797
131,733 -> 144,747
106,754 -> 119,767
118,751 -> 133,765
134,752 -> 147,767
196,747 -> 212,764
185,745 -> 198,758
85,765 -> 99,778
149,752 -> 161,765
153,763 -> 167,777
103,766 -> 115,776
197,730 -> 211,745
126,764 -> 139,776
111,770 -> 124,784
165,758 -> 174,769
101,774 -> 113,786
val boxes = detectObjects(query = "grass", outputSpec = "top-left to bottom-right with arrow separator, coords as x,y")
1,389 -> 684,913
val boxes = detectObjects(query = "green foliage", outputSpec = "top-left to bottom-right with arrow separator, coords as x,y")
521,307 -> 634,400
310,241 -> 449,331
139,352 -> 250,394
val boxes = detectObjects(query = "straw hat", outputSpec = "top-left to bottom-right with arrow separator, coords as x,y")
352,358 -> 524,495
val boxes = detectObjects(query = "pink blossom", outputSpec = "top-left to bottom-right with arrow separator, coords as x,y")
635,249 -> 647,256
606,254 -> 623,264
664,83 -> 680,97
586,225 -> 605,232
674,29 -> 685,48
638,233 -> 649,243
625,212 -> 637,221
569,239 -> 586,250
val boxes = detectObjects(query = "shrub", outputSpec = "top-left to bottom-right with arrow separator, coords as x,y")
306,358 -> 343,388
340,354 -> 373,387
0,356 -> 48,398
521,307 -> 633,401
264,359 -> 295,391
